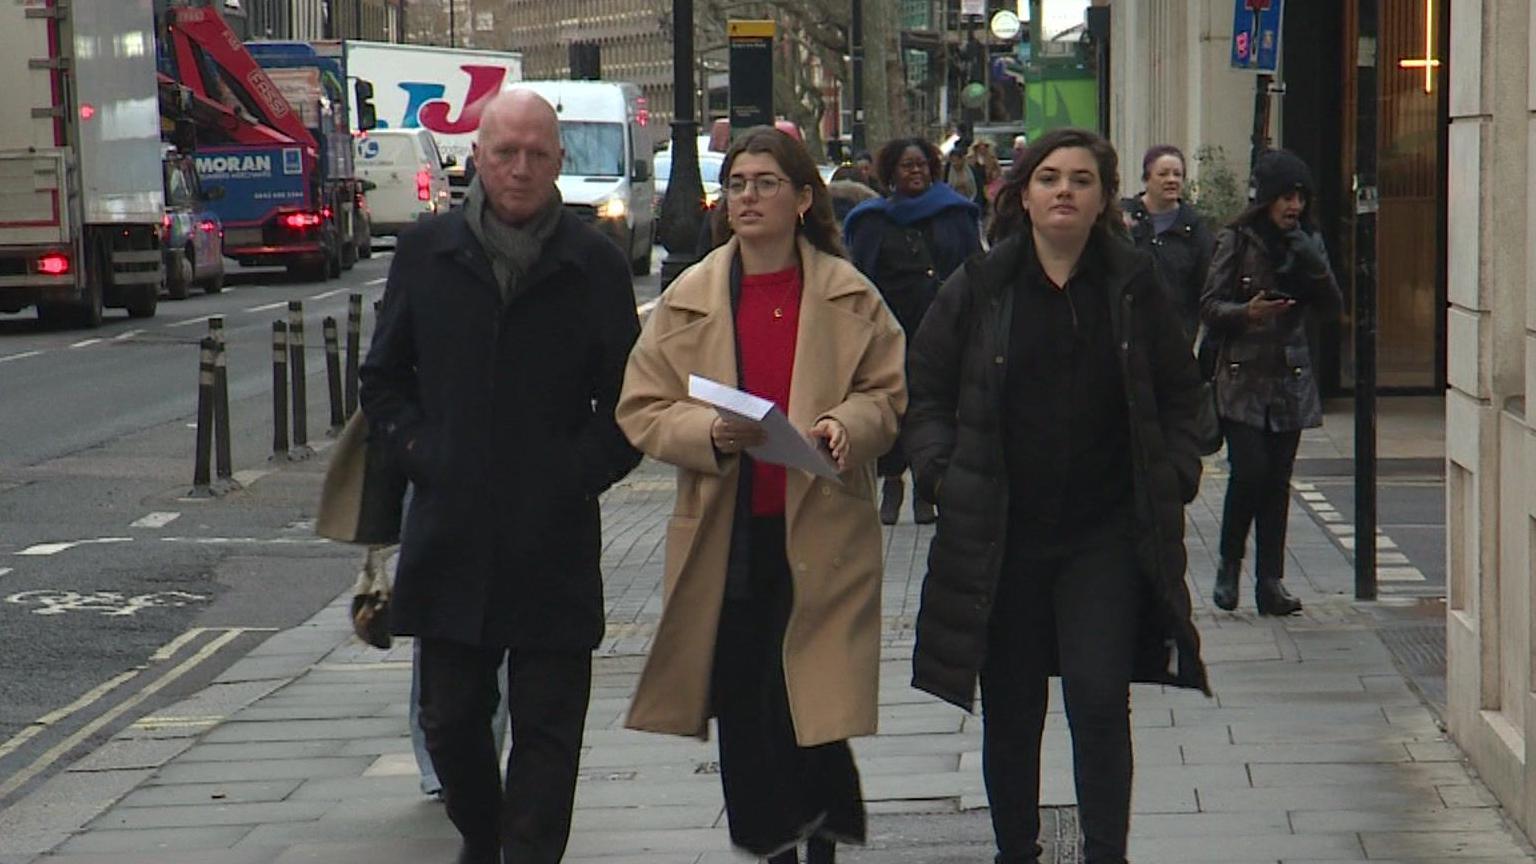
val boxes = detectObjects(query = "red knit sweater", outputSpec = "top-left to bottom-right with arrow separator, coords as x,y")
736,266 -> 802,516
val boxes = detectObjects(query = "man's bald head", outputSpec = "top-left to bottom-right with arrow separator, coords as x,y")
472,90 -> 565,224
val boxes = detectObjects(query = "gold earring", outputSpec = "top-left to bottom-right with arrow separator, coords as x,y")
798,211 -> 806,227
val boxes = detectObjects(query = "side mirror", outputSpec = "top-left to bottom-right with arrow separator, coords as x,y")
202,185 -> 225,201
632,160 -> 652,182
354,80 -> 378,131
360,179 -> 378,193
442,154 -> 458,169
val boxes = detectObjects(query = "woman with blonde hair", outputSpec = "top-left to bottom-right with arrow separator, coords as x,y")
617,126 -> 907,864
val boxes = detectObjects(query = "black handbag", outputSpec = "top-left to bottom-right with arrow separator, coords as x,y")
1191,324 -> 1223,456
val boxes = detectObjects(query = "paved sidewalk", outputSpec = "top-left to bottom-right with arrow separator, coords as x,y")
3,456 -> 1532,864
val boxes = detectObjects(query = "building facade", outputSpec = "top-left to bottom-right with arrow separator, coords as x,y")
1110,0 -> 1448,396
1444,0 -> 1536,841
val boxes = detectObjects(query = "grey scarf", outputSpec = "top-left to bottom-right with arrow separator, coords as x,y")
464,174 -> 564,305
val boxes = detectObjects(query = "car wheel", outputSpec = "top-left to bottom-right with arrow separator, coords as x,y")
200,268 -> 225,294
166,250 -> 193,300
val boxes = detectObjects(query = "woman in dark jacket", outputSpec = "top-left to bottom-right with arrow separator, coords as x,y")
844,137 -> 981,525
905,128 -> 1210,864
1120,144 -> 1214,342
1200,149 -> 1342,616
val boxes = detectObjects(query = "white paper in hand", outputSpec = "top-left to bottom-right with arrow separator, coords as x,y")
687,374 -> 840,480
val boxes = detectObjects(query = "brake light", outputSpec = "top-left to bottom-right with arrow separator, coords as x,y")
281,212 -> 323,229
199,220 -> 217,233
321,207 -> 333,220
417,169 -> 431,201
37,253 -> 70,275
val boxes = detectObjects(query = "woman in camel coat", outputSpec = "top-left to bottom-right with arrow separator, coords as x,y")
616,127 -> 906,864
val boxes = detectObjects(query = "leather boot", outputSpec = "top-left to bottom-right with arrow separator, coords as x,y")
806,837 -> 836,864
879,476 -> 903,525
1212,558 -> 1240,611
912,495 -> 936,525
1256,579 -> 1303,616
766,849 -> 799,864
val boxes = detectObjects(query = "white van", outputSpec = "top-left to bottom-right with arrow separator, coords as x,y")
356,129 -> 453,237
505,81 -> 655,275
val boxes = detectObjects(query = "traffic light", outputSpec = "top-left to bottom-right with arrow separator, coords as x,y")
355,79 -> 377,131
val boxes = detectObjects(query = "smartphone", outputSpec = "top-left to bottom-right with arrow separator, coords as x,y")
1262,291 -> 1297,303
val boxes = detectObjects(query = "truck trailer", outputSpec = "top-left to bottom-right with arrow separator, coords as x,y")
0,0 -> 164,326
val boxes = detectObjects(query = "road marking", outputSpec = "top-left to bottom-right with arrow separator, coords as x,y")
364,276 -> 387,285
15,537 -> 133,556
0,669 -> 140,762
131,715 -> 222,731
0,351 -> 44,364
113,329 -> 142,342
164,315 -> 212,329
0,629 -> 244,800
160,536 -> 330,546
0,568 -> 10,579
245,301 -> 289,313
1299,491 -> 1326,502
149,626 -> 277,662
1379,566 -> 1427,582
310,287 -> 348,300
637,299 -> 658,315
1318,510 -> 1345,522
232,468 -> 272,487
130,512 -> 180,529
1327,523 -> 1355,535
6,589 -> 207,616
1291,481 -> 1316,491
69,338 -> 102,349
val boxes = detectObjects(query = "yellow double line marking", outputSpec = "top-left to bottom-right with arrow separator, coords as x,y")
0,626 -> 272,800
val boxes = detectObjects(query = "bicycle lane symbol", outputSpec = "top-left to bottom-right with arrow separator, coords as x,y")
4,590 -> 209,617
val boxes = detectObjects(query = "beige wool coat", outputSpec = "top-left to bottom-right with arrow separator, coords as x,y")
615,236 -> 907,746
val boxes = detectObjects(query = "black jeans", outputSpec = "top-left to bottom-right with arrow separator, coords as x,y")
713,517 -> 866,856
980,520 -> 1140,864
417,638 -> 592,864
1218,419 -> 1302,582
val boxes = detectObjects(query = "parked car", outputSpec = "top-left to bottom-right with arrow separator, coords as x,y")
355,129 -> 452,238
161,152 -> 225,300
653,149 -> 724,217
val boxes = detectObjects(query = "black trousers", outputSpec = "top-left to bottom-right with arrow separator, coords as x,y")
1218,419 -> 1302,582
980,521 -> 1140,864
713,517 -> 866,856
418,638 -> 592,864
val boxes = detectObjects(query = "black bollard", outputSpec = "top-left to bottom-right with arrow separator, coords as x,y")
190,337 -> 216,497
207,318 -> 238,493
287,301 -> 312,459
323,316 -> 344,436
271,321 -> 290,461
344,293 -> 362,417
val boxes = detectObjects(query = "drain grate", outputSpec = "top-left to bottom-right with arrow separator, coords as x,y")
1377,623 -> 1448,716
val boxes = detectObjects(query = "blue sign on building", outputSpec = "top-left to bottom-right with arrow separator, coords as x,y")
1231,0 -> 1283,72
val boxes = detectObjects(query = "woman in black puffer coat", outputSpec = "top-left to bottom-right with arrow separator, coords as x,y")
1200,149 -> 1342,617
1120,144 -> 1214,343
905,128 -> 1210,864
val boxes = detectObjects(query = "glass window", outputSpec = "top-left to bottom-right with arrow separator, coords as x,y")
165,163 -> 194,207
559,122 -> 625,177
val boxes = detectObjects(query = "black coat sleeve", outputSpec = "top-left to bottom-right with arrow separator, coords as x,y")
1139,272 -> 1206,504
1199,228 -> 1250,336
903,261 -> 974,503
358,228 -> 429,477
578,247 -> 643,498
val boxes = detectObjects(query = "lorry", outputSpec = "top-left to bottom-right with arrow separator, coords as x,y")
340,41 -> 523,206
157,7 -> 370,281
510,81 -> 656,276
0,0 -> 164,327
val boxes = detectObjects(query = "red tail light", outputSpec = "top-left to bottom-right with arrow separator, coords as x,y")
416,169 -> 431,201
37,253 -> 70,275
281,212 -> 323,230
321,207 -> 333,220
199,220 -> 217,233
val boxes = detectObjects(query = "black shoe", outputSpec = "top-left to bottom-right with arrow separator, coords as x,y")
1256,579 -> 1302,616
455,843 -> 497,864
1212,559 -> 1240,611
912,496 -> 936,525
807,837 -> 836,864
879,476 -> 903,525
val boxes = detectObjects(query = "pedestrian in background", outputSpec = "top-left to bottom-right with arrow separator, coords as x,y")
1201,148 -> 1342,616
360,90 -> 641,864
905,128 -> 1211,864
943,144 -> 979,203
844,136 -> 980,525
617,126 -> 906,864
1121,144 -> 1214,342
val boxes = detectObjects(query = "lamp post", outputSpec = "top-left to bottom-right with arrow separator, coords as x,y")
658,0 -> 705,287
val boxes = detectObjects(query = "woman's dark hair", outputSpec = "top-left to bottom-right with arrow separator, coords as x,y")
988,127 -> 1124,245
1141,144 -> 1186,181
874,137 -> 942,192
709,126 -> 846,258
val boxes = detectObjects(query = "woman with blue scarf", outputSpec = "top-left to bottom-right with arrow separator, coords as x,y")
845,137 -> 981,525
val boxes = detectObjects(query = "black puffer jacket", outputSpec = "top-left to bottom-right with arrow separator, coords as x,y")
1121,196 -> 1214,340
904,233 -> 1211,710
1200,222 -> 1342,432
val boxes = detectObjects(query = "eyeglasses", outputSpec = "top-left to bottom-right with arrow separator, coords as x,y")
725,174 -> 790,199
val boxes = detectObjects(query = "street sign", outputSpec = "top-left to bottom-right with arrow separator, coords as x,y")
1231,0 -> 1283,71
728,20 -> 775,133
